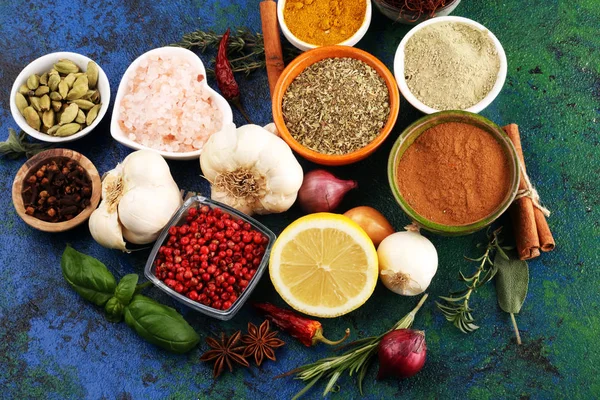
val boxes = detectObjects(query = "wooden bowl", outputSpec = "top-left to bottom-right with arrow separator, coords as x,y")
272,46 -> 400,166
12,149 -> 101,232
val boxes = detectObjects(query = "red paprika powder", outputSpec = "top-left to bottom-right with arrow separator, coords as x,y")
396,121 -> 512,226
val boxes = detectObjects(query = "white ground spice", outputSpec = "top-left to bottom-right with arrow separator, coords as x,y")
404,22 -> 500,110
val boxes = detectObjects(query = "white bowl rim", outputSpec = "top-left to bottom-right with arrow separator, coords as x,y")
277,0 -> 372,52
110,46 -> 233,161
394,16 -> 508,114
9,51 -> 111,143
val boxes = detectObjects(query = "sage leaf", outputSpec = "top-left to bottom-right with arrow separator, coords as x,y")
124,295 -> 200,354
105,297 -> 125,323
494,251 -> 529,314
61,245 -> 117,306
0,128 -> 51,159
114,274 -> 138,306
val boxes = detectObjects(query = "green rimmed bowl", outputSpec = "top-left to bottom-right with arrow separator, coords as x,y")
387,111 -> 520,236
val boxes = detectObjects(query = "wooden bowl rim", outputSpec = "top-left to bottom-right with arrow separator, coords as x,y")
11,148 -> 102,232
272,45 -> 400,166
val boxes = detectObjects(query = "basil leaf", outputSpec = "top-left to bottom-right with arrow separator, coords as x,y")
494,250 -> 529,314
114,274 -> 139,306
105,297 -> 125,323
61,245 -> 117,306
124,295 -> 200,354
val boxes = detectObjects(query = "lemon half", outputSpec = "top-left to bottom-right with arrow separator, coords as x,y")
269,213 -> 378,318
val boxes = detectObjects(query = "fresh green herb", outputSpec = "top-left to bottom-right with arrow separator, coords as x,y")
436,227 -> 511,333
172,28 -> 299,76
60,246 -> 200,353
0,128 -> 51,159
494,250 -> 529,344
61,245 -> 117,306
279,294 -> 428,399
282,57 -> 390,155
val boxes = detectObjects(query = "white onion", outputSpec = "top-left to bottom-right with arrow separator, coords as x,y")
377,227 -> 438,296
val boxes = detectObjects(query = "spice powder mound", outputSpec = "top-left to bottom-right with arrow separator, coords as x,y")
282,57 -> 390,155
396,122 -> 512,226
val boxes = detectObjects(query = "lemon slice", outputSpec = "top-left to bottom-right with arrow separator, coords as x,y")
269,213 -> 378,318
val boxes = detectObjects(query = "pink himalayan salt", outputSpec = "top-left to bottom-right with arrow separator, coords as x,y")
118,54 -> 223,153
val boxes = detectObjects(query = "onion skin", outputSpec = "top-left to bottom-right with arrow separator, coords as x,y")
297,170 -> 357,213
343,206 -> 394,247
377,329 -> 426,380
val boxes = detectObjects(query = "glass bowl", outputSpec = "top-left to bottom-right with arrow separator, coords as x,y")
387,111 -> 520,236
372,0 -> 461,25
144,196 -> 276,320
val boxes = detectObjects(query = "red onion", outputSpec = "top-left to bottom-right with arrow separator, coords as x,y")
297,169 -> 357,213
377,329 -> 427,379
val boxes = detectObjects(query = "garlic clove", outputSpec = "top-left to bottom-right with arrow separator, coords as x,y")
200,123 -> 238,180
88,202 -> 128,251
233,125 -> 272,167
121,150 -> 174,189
257,192 -> 298,214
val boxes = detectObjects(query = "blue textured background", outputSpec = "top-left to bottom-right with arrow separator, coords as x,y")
1,1 -> 599,399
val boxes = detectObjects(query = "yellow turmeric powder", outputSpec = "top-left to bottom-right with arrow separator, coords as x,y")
283,0 -> 367,46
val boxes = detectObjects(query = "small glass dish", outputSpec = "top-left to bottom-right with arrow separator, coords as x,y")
144,196 -> 276,321
387,111 -> 520,236
372,0 -> 461,25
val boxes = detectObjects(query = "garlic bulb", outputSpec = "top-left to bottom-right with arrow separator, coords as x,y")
200,123 -> 303,215
89,150 -> 182,251
377,228 -> 438,296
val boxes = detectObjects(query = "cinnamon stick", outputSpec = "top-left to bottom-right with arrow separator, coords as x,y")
260,0 -> 285,97
503,124 -> 555,260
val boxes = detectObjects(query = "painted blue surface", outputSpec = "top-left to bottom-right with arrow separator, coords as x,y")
1,1 -> 599,399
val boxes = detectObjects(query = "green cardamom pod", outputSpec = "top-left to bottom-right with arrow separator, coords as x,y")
34,85 -> 50,96
70,99 -> 95,110
18,84 -> 31,95
49,91 -> 62,101
47,125 -> 60,135
23,107 -> 41,130
27,74 -> 40,90
30,97 -> 42,112
48,74 -> 61,91
86,104 -> 101,126
39,73 -> 49,86
74,74 -> 88,89
58,81 -> 69,99
59,103 -> 79,124
15,92 -> 29,115
51,100 -> 62,112
54,60 -> 80,75
40,125 -> 49,134
55,123 -> 81,137
49,68 -> 59,76
42,109 -> 55,128
64,73 -> 76,88
39,94 -> 51,111
66,84 -> 87,100
87,61 -> 99,89
75,109 -> 86,124
89,90 -> 100,104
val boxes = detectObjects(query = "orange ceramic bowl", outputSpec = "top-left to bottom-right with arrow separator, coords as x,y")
272,46 -> 400,166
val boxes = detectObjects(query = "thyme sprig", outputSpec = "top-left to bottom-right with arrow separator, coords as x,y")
0,128 -> 51,159
436,227 -> 512,333
278,294 -> 428,399
172,28 -> 300,76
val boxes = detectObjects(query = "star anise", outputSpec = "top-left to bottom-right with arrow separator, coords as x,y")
199,331 -> 249,378
241,320 -> 285,366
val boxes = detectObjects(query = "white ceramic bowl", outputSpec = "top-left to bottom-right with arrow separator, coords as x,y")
10,52 -> 110,143
278,0 -> 372,52
373,0 -> 461,24
110,47 -> 233,161
394,16 -> 507,114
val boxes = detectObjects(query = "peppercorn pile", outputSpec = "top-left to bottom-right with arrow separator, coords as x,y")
154,205 -> 268,311
22,157 -> 92,222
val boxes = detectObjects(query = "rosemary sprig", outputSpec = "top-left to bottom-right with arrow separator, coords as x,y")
278,294 -> 428,399
0,128 -> 51,159
436,227 -> 512,333
172,28 -> 300,76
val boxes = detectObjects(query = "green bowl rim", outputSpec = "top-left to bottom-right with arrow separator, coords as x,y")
387,110 -> 521,235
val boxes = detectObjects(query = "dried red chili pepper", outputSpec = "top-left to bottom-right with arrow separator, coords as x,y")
254,303 -> 350,347
215,28 -> 252,123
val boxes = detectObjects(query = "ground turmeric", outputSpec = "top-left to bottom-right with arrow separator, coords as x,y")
283,0 -> 366,46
